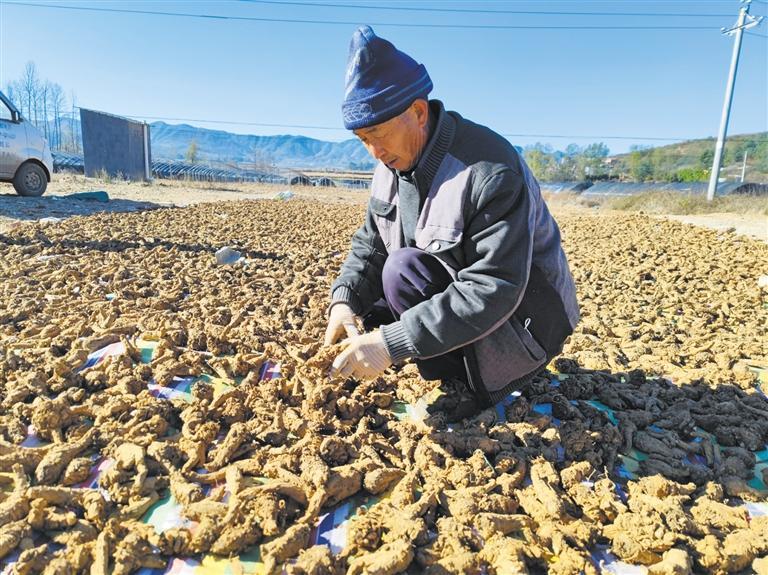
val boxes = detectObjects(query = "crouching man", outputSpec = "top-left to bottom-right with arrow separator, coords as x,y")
325,26 -> 580,416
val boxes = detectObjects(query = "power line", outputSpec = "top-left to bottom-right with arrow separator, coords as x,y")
4,2 -> 724,30
121,115 -> 346,131
500,133 -> 704,142
240,0 -> 758,3
239,0 -> 734,18
80,110 -> 736,142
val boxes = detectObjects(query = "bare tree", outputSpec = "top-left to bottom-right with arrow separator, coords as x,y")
253,149 -> 274,174
5,63 -> 72,152
7,80 -> 26,119
49,83 -> 65,150
5,82 -> 17,107
40,81 -> 50,141
21,62 -> 40,124
69,91 -> 80,153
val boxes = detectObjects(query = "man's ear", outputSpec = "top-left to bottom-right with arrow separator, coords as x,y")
412,99 -> 429,129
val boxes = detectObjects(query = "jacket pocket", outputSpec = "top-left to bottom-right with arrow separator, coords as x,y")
416,225 -> 463,254
370,197 -> 395,217
511,315 -> 547,363
369,198 -> 397,248
467,314 -> 547,397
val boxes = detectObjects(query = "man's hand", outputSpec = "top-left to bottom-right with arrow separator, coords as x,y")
331,330 -> 392,380
324,303 -> 360,346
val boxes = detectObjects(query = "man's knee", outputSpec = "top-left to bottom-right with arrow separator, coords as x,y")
382,248 -> 453,316
382,247 -> 429,286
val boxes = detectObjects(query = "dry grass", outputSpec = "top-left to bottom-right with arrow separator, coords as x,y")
544,190 -> 768,216
541,192 -> 590,207
605,191 -> 768,216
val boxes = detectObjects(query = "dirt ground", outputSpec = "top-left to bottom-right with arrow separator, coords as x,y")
1,174 -> 767,574
0,175 -> 368,233
661,212 -> 766,242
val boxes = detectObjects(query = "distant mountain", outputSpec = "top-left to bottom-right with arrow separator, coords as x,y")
149,122 -> 375,171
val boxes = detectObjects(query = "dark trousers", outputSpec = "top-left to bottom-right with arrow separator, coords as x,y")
362,247 -> 466,382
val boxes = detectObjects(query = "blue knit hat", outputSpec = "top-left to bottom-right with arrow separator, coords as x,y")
342,26 -> 433,130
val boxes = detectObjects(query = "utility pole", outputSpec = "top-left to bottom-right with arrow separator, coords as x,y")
740,150 -> 748,182
707,1 -> 763,201
142,122 -> 152,182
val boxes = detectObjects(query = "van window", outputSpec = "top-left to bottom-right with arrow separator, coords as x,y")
0,101 -> 13,122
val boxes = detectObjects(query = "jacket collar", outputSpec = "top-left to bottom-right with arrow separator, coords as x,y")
396,100 -> 456,193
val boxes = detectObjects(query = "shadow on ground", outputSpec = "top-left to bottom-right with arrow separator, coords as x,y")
0,191 -> 165,225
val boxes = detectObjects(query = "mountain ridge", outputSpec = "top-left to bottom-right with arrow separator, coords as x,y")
149,121 -> 375,170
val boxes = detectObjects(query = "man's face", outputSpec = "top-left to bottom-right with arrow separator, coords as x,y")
353,100 -> 429,172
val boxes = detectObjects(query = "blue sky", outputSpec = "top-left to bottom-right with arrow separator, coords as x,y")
1,0 -> 766,154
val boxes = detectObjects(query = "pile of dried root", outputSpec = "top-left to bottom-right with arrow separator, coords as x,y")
0,200 -> 766,574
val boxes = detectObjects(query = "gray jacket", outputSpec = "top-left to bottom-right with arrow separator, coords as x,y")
332,100 -> 579,405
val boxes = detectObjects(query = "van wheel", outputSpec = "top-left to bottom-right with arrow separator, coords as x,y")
13,162 -> 48,197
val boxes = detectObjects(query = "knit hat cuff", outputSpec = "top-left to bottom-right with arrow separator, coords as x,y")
343,62 -> 432,129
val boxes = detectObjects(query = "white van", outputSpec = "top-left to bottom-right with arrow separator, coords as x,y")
0,90 -> 53,196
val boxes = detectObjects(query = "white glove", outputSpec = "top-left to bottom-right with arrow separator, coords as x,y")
324,303 -> 360,346
331,330 -> 392,380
